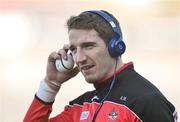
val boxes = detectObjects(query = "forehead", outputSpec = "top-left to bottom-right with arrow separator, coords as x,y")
68,29 -> 105,45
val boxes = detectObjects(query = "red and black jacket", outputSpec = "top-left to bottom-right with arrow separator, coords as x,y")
24,62 -> 177,122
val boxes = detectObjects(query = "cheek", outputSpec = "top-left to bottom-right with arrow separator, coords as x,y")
98,51 -> 111,63
90,48 -> 111,68
95,52 -> 111,70
98,52 -> 114,70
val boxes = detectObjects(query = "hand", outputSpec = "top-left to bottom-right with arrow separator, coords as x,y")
45,44 -> 79,88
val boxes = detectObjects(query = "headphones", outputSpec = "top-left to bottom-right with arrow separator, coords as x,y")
83,10 -> 126,57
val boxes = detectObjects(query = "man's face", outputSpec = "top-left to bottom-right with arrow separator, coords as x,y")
69,29 -> 116,84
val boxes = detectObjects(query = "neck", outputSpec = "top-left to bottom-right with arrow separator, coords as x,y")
100,57 -> 124,82
93,57 -> 124,89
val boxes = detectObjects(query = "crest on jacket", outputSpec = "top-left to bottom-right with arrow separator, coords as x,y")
108,109 -> 118,120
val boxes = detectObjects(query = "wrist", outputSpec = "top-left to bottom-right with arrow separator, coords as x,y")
36,79 -> 60,103
44,76 -> 62,89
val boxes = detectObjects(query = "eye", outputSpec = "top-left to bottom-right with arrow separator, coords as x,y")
84,43 -> 95,49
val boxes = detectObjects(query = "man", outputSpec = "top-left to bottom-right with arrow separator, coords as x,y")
24,10 -> 177,122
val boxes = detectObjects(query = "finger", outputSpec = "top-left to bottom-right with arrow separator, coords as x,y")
57,49 -> 68,60
69,66 -> 80,77
48,51 -> 60,62
63,44 -> 70,51
56,44 -> 71,61
57,44 -> 70,60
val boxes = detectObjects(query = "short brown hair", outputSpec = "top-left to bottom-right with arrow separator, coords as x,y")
66,10 -> 121,46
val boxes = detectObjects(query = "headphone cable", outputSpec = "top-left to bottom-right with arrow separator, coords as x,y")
92,58 -> 118,122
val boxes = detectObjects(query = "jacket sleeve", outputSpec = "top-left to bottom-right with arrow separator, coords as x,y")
23,95 -> 53,122
23,95 -> 74,122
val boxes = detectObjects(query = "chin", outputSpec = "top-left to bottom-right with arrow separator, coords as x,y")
85,77 -> 95,83
84,75 -> 100,84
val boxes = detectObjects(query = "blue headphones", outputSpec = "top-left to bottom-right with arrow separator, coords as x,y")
83,10 -> 126,57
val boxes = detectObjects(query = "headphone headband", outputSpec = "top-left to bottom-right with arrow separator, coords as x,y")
82,10 -> 126,57
83,10 -> 122,39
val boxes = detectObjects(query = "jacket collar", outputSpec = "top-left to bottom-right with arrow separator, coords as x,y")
94,62 -> 134,90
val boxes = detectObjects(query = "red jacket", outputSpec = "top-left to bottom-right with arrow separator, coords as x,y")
24,63 -> 177,122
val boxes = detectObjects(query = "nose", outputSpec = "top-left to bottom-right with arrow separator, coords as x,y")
73,49 -> 87,64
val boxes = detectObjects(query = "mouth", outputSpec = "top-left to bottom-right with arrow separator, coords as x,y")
80,65 -> 95,73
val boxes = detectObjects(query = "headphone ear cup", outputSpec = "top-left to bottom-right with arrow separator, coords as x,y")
108,38 -> 126,57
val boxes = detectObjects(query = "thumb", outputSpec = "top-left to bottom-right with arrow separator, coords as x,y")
69,66 -> 80,77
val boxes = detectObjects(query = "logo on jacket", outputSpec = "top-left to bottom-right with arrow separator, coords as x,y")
80,111 -> 89,120
108,109 -> 118,120
91,95 -> 99,102
120,96 -> 127,101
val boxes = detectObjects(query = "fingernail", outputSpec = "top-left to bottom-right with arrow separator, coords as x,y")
64,55 -> 68,60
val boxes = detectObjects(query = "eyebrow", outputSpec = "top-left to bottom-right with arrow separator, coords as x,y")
81,42 -> 97,46
69,42 -> 97,50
